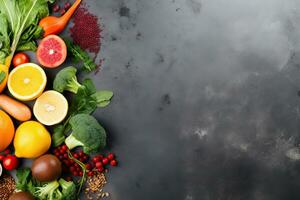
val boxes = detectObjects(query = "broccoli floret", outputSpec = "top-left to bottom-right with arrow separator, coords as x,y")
65,114 -> 106,154
59,178 -> 77,200
34,181 -> 62,200
53,66 -> 82,93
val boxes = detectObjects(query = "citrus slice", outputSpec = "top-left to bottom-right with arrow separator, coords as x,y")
33,90 -> 68,126
8,63 -> 47,101
36,35 -> 67,68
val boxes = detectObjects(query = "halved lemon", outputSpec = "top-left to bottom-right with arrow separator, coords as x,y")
8,63 -> 47,101
33,90 -> 68,126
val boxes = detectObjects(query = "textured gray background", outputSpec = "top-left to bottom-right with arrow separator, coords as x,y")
65,0 -> 300,199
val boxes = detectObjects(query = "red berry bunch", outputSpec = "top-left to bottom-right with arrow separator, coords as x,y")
53,144 -> 118,178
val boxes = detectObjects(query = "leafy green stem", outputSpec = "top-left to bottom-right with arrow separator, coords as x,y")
67,150 -> 86,196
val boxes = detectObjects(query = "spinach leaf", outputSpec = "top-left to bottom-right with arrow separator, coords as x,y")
91,90 -> 114,107
65,39 -> 97,72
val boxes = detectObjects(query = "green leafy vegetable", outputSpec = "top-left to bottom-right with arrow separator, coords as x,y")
0,70 -> 5,84
65,114 -> 106,154
0,0 -> 50,64
91,90 -> 114,107
16,168 -> 32,191
59,178 -> 77,200
53,66 -> 82,93
65,39 -> 97,72
52,124 -> 66,147
34,181 -> 62,200
16,168 -> 78,200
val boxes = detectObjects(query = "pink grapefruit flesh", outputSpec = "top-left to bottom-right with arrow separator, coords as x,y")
37,35 -> 67,68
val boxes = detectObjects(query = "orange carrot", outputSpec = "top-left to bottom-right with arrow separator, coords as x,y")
39,0 -> 82,36
0,94 -> 31,121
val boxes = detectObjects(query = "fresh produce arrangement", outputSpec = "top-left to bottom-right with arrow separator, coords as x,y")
0,0 -> 118,199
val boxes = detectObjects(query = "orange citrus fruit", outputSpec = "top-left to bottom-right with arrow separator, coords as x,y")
8,63 -> 47,101
33,90 -> 68,126
0,110 -> 15,152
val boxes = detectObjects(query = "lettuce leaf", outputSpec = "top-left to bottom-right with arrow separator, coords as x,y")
0,0 -> 50,64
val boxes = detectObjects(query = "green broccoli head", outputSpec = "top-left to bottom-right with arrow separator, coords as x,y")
34,181 -> 62,200
59,178 -> 77,200
65,114 -> 107,154
53,66 -> 82,93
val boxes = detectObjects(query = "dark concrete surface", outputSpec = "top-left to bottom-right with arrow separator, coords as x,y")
67,0 -> 300,199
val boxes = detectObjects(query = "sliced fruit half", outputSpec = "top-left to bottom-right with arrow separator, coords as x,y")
33,90 -> 68,126
8,63 -> 47,101
36,35 -> 67,68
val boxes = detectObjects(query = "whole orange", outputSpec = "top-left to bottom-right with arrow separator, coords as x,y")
0,110 -> 15,151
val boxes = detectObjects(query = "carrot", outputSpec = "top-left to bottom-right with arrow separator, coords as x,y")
0,94 -> 31,121
39,0 -> 82,36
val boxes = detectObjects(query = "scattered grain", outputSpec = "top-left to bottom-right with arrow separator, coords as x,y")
85,172 -> 109,199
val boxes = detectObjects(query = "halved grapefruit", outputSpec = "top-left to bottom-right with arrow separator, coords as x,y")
36,35 -> 67,68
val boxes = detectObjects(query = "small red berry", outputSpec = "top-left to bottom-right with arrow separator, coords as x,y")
83,155 -> 88,161
97,155 -> 104,160
70,166 -> 75,172
110,160 -> 118,166
63,154 -> 68,158
64,2 -> 71,9
60,149 -> 65,154
79,171 -> 83,176
4,149 -> 10,155
0,155 -> 5,161
107,153 -> 115,160
52,4 -> 60,12
102,158 -> 109,165
87,171 -> 94,177
62,145 -> 68,151
59,155 -> 64,160
97,166 -> 104,172
85,163 -> 92,170
73,153 -> 79,159
76,167 -> 81,172
54,152 -> 60,157
92,157 -> 100,163
78,151 -> 84,157
73,171 -> 79,176
95,162 -> 103,169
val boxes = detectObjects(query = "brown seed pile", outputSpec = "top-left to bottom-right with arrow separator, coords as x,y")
0,175 -> 16,200
85,172 -> 109,199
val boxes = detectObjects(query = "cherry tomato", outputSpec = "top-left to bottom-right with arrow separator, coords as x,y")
2,155 -> 19,170
12,52 -> 30,67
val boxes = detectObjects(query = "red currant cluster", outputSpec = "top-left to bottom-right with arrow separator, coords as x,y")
53,144 -> 118,178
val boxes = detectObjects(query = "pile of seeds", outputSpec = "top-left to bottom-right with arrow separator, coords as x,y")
85,172 -> 109,199
0,174 -> 15,200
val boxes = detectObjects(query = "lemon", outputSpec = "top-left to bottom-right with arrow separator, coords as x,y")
8,63 -> 47,101
33,90 -> 68,126
14,121 -> 51,158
